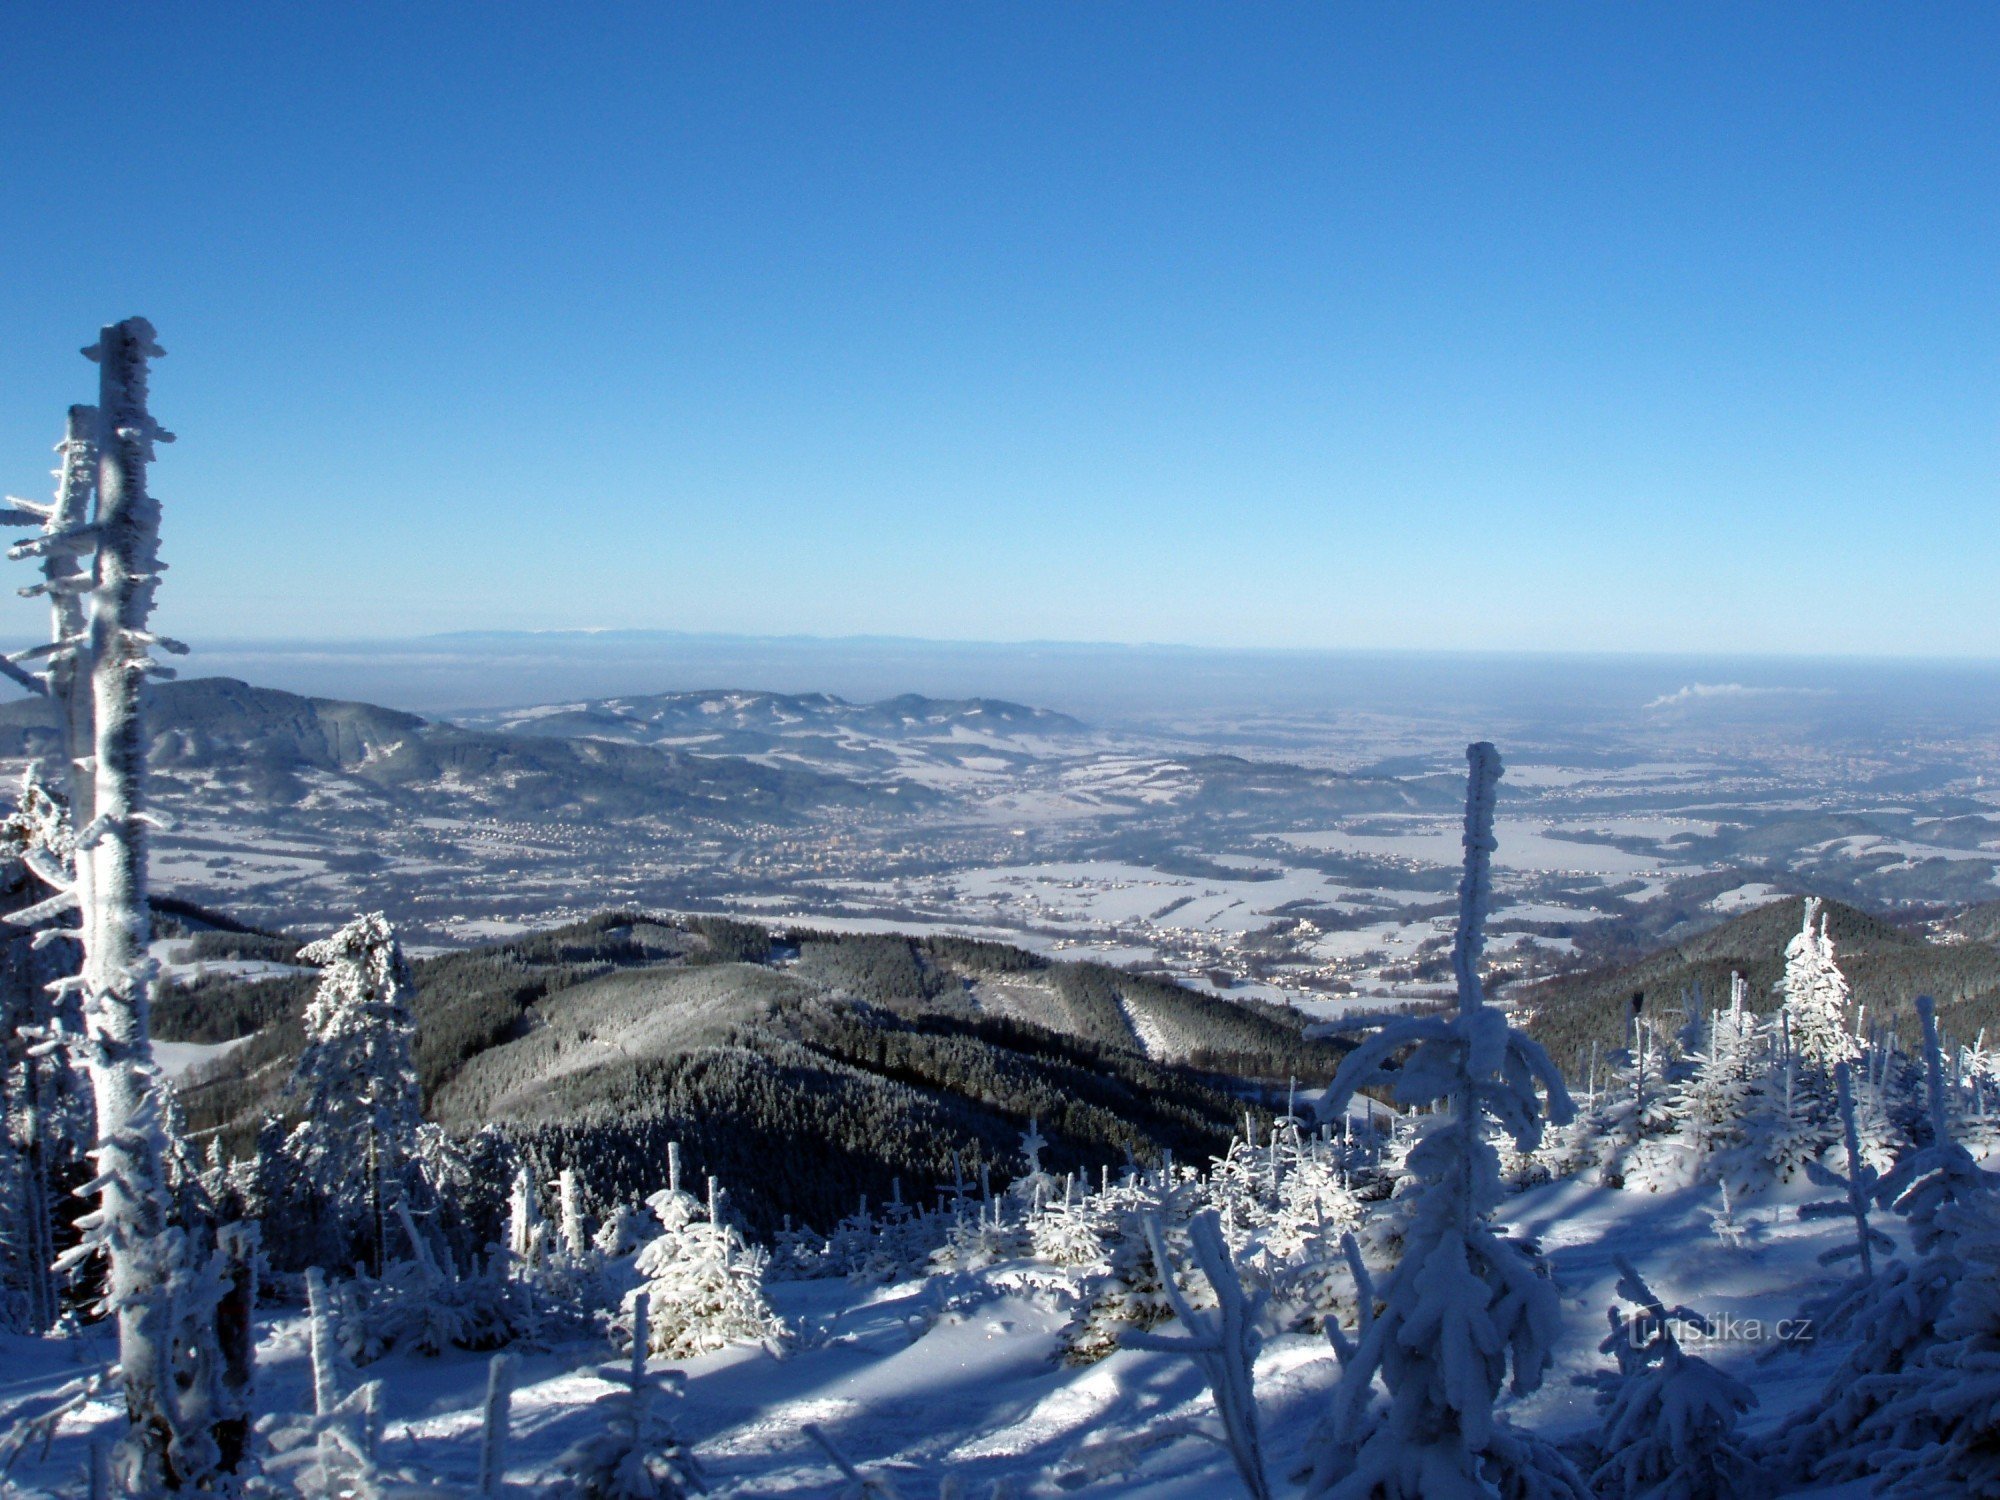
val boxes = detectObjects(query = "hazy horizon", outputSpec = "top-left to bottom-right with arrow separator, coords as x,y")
69,629 -> 2000,747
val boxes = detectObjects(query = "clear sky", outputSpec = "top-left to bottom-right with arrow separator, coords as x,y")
0,4 -> 1993,655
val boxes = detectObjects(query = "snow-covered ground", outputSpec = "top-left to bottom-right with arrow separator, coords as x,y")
0,1168 -> 1898,1496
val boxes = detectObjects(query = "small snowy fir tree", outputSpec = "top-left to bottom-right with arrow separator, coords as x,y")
628,1158 -> 785,1359
1669,975 -> 1763,1178
1614,1010 -> 1696,1193
1856,1186 -> 2000,1496
933,1191 -> 1031,1275
1008,1118 -> 1059,1211
552,1293 -> 705,1499
1299,744 -> 1583,1500
1741,1057 -> 1829,1186
1263,1129 -> 1367,1332
279,912 -> 425,1273
1028,1178 -> 1112,1271
1586,1257 -> 1767,1500
1775,898 -> 1858,1070
1058,1160 -> 1211,1366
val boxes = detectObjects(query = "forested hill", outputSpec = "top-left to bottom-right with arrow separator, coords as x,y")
1522,894 -> 2000,1076
0,677 -> 929,822
162,914 -> 1346,1234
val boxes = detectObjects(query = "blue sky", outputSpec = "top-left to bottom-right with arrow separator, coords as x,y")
1,4 -> 1993,654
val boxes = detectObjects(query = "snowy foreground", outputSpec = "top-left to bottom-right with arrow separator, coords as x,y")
0,1168 -> 1911,1496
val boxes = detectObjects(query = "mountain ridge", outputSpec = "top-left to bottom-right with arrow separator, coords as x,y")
0,677 -> 930,823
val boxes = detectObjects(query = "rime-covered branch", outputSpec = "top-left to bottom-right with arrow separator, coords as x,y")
1123,1210 -> 1271,1500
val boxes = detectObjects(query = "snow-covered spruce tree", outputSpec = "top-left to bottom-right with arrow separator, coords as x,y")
1264,1131 -> 1366,1322
626,1162 -> 785,1359
1057,1159 -> 1212,1366
277,912 -> 424,1274
1779,995 -> 1997,1486
1027,1177 -> 1111,1271
1739,1055 -> 1829,1186
1856,1186 -> 2000,1496
4,322 -> 255,1491
1008,1117 -> 1059,1212
1610,1010 -> 1695,1193
1776,898 -> 1858,1070
1585,1257 -> 1767,1500
1665,975 -> 1763,1181
1299,744 -> 1583,1500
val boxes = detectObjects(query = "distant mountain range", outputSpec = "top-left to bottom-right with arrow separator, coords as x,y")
0,678 -> 932,824
456,687 -> 1091,779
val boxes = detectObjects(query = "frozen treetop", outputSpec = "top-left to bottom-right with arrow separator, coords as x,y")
1452,741 -> 1502,1014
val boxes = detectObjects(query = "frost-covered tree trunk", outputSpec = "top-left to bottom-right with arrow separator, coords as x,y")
5,321 -> 232,1492
4,322 -> 251,1489
1123,1211 -> 1271,1500
70,320 -> 193,1489
1301,744 -> 1582,1499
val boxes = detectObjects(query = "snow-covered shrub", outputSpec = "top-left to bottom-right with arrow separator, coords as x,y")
595,1202 -> 658,1261
1258,1130 -> 1368,1332
328,1201 -> 518,1361
1298,744 -> 1583,1500
1585,1257 -> 1767,1500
